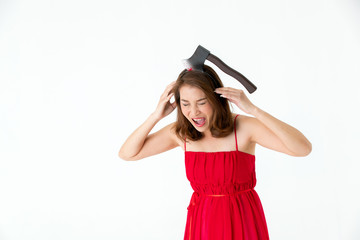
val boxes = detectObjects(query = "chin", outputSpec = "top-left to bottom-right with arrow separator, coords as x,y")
192,124 -> 208,133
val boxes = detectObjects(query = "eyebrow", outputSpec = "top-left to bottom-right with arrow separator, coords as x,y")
180,98 -> 207,102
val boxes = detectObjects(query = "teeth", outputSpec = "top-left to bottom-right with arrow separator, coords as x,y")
192,118 -> 205,125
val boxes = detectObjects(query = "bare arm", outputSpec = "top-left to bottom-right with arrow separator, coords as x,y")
118,81 -> 178,161
118,115 -> 178,161
215,87 -> 312,157
249,107 -> 312,156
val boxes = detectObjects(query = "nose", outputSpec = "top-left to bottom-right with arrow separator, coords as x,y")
189,105 -> 200,115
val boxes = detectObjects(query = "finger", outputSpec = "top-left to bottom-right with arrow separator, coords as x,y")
217,89 -> 244,98
215,87 -> 235,94
166,92 -> 174,101
163,82 -> 176,96
220,92 -> 235,101
219,95 -> 235,104
215,87 -> 234,91
215,90 -> 234,98
161,87 -> 174,99
166,81 -> 177,89
219,93 -> 230,99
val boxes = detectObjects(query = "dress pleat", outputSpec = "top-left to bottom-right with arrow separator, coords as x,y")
184,151 -> 269,240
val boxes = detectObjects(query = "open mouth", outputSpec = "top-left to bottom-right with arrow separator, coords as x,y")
192,117 -> 206,127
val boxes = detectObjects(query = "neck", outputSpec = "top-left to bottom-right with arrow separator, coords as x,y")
202,129 -> 213,139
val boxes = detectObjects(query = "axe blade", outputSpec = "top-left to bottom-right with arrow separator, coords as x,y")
182,45 -> 210,71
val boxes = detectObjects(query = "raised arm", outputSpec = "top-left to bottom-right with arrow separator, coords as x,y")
215,87 -> 312,157
118,81 -> 179,161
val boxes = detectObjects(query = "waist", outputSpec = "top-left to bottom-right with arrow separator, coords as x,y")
196,188 -> 253,196
189,181 -> 256,194
187,188 -> 254,211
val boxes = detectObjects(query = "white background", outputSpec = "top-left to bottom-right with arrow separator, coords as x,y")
1,0 -> 359,239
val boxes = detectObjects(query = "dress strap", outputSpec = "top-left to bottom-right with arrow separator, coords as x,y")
184,137 -> 186,152
234,114 -> 239,151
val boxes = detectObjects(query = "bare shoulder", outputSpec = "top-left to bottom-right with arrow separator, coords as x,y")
232,113 -> 256,154
235,113 -> 280,146
232,113 -> 252,135
235,114 -> 260,135
233,113 -> 255,128
236,114 -> 261,142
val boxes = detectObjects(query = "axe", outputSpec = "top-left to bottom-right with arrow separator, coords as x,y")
182,45 -> 257,93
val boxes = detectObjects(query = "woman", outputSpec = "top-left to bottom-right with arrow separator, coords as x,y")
118,65 -> 312,240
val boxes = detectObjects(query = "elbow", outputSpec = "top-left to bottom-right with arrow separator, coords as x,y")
118,152 -> 128,161
118,151 -> 136,161
295,141 -> 312,157
118,144 -> 137,161
307,141 -> 312,155
303,140 -> 312,156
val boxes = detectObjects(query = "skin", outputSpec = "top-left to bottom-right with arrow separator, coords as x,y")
118,81 -> 312,161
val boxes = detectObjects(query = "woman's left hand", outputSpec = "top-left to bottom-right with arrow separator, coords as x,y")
214,87 -> 257,115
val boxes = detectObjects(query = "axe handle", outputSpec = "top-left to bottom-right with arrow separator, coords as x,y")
207,54 -> 257,94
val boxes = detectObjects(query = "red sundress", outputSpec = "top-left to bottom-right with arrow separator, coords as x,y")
183,115 -> 270,240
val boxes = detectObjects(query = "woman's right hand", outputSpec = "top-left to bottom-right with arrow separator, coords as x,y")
153,81 -> 177,120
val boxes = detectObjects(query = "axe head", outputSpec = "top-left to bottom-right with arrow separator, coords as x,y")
182,45 -> 210,72
181,45 -> 257,93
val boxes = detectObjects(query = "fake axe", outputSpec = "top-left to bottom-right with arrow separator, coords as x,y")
182,45 -> 257,93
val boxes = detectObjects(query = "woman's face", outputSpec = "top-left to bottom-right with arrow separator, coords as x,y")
179,84 -> 214,133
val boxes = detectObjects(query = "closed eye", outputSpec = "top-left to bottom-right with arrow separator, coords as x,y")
183,102 -> 206,106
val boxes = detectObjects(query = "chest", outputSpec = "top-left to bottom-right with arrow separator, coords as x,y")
186,131 -> 250,152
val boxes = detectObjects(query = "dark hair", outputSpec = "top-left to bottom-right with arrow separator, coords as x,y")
171,65 -> 233,141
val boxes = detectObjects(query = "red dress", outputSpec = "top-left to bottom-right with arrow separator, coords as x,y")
183,115 -> 270,240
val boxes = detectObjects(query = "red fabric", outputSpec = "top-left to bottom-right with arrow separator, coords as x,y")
183,115 -> 269,240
